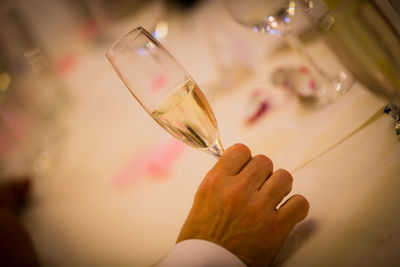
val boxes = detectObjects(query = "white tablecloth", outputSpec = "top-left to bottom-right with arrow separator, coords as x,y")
22,1 -> 400,266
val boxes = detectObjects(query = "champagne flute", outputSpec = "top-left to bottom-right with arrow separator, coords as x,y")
107,27 -> 224,158
222,0 -> 353,103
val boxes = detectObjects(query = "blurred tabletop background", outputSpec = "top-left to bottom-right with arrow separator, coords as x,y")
0,0 -> 399,266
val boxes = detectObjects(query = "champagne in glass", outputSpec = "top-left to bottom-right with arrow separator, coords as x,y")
107,27 -> 224,158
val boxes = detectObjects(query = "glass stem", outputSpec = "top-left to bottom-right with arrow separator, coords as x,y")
284,32 -> 331,83
206,138 -> 224,159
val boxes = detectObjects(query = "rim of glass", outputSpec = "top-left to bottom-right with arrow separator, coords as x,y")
107,26 -> 153,59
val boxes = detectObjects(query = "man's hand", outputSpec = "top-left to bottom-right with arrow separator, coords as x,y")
177,144 -> 309,266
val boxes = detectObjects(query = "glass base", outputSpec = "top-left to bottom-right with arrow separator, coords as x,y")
206,138 -> 224,159
271,66 -> 355,107
309,70 -> 355,107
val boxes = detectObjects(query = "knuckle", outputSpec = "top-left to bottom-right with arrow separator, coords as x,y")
279,195 -> 310,228
230,143 -> 251,157
282,195 -> 310,224
253,154 -> 273,168
276,169 -> 293,184
292,194 -> 310,213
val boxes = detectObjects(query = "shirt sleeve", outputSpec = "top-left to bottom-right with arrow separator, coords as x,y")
159,239 -> 246,267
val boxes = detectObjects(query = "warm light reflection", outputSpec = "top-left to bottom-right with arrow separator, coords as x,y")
287,1 -> 295,16
146,41 -> 156,49
0,72 -> 11,92
153,20 -> 169,41
306,0 -> 313,10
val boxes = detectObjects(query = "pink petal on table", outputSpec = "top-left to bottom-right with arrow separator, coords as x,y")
308,78 -> 316,91
55,53 -> 78,75
246,100 -> 270,125
300,66 -> 309,74
112,139 -> 185,187
78,20 -> 99,42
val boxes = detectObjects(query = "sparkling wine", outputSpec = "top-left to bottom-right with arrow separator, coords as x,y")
108,27 -> 225,158
151,80 -> 221,151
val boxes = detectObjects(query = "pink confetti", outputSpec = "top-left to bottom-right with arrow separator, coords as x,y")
308,79 -> 316,91
78,20 -> 99,42
245,89 -> 272,125
246,100 -> 270,125
300,66 -> 309,74
112,139 -> 185,187
55,53 -> 78,75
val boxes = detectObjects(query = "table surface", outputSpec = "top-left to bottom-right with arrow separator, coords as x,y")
21,1 -> 400,266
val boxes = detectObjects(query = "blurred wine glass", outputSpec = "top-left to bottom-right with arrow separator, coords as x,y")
304,0 -> 400,134
107,27 -> 224,158
222,0 -> 353,104
0,1 -> 67,177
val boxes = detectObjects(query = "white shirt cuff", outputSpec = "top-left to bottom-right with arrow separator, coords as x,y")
159,239 -> 246,267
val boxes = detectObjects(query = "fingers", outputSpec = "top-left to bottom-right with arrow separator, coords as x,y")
277,194 -> 309,229
210,144 -> 252,175
259,169 -> 293,208
238,155 -> 273,189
